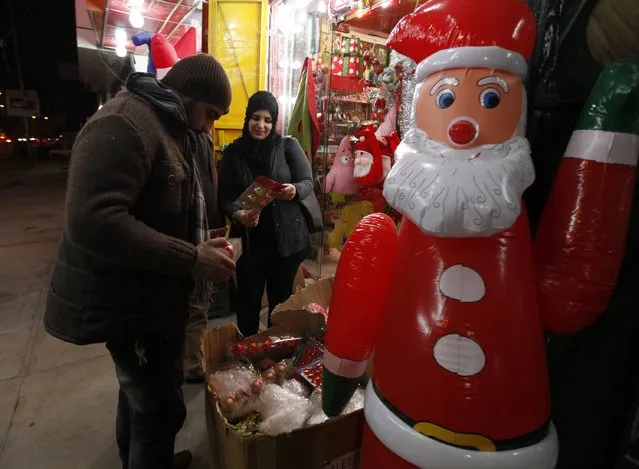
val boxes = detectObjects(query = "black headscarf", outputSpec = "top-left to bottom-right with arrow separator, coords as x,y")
232,91 -> 282,172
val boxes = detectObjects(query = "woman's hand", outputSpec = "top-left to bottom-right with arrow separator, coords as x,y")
277,184 -> 297,201
233,209 -> 260,228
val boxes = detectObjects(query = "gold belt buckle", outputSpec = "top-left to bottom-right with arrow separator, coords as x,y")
414,422 -> 497,452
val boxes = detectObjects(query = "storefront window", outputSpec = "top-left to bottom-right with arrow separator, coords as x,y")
269,1 -> 327,132
267,0 -> 411,278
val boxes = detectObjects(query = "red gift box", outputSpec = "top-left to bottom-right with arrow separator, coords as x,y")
331,54 -> 345,76
344,56 -> 361,78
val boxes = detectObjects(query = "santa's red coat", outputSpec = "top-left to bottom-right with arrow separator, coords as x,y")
373,210 -> 550,442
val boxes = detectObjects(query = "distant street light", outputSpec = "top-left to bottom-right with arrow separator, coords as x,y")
44,116 -> 49,120
31,115 -> 36,119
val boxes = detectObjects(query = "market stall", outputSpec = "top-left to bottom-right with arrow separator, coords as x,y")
205,0 -> 639,467
267,0 -> 419,277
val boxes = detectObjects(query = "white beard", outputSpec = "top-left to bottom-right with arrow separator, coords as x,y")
354,151 -> 373,178
383,128 -> 535,238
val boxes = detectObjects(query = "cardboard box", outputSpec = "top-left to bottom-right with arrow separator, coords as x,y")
261,265 -> 306,310
203,278 -> 364,469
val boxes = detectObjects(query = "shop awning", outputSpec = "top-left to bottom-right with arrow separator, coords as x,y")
336,0 -> 419,36
88,0 -> 204,51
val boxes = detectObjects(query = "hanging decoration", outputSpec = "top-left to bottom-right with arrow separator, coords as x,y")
389,50 -> 415,136
131,32 -> 179,78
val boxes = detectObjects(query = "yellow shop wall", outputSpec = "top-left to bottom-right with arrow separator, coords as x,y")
208,0 -> 268,160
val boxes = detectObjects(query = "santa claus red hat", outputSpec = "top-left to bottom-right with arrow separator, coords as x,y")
355,125 -> 381,156
387,0 -> 536,83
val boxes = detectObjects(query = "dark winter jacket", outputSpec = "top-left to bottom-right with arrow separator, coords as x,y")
44,75 -> 221,345
218,136 -> 313,258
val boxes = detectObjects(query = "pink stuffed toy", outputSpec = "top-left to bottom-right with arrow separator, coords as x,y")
324,136 -> 359,196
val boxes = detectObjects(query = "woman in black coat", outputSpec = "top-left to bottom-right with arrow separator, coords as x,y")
218,91 -> 313,336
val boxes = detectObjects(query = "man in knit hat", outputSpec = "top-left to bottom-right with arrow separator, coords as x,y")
44,54 -> 234,469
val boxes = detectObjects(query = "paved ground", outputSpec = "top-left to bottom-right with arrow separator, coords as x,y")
0,162 -> 230,469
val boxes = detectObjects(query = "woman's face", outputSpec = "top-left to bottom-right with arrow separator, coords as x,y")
247,110 -> 274,140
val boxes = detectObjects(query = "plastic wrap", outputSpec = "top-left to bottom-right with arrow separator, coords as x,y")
208,365 -> 262,420
282,378 -> 311,398
257,384 -> 314,436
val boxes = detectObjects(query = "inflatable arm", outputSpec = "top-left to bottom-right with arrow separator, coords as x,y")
534,61 -> 639,335
322,213 -> 398,416
132,32 -> 179,76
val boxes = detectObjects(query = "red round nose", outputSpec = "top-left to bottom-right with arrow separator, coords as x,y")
448,120 -> 477,146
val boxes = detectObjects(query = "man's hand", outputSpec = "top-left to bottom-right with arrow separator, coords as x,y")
276,184 -> 297,201
191,238 -> 236,281
208,227 -> 228,239
233,209 -> 260,228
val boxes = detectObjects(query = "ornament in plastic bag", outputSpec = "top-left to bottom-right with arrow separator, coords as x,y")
282,378 -> 311,398
229,335 -> 302,360
208,365 -> 263,420
257,384 -> 313,436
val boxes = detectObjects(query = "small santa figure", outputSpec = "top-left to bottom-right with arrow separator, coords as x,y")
321,0 -> 639,468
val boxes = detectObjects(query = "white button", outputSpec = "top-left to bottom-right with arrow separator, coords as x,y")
433,334 -> 486,377
439,264 -> 485,303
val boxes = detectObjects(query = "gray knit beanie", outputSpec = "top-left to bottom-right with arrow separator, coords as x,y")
161,54 -> 232,112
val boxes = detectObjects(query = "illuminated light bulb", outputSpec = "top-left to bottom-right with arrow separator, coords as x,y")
129,0 -> 144,8
292,61 -> 302,69
115,28 -> 127,44
381,0 -> 392,7
316,1 -> 326,12
116,45 -> 128,57
129,7 -> 145,29
279,59 -> 290,69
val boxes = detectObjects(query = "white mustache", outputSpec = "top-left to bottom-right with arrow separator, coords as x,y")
383,129 -> 535,238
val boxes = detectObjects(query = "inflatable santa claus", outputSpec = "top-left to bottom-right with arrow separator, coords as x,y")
321,0 -> 639,468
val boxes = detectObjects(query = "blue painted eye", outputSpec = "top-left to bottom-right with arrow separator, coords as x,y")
480,88 -> 501,109
436,89 -> 455,109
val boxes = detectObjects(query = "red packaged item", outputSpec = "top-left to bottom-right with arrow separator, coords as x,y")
304,303 -> 328,321
294,340 -> 325,368
234,176 -> 286,211
299,362 -> 323,389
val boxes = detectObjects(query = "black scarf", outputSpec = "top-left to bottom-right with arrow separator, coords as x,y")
126,73 -> 212,302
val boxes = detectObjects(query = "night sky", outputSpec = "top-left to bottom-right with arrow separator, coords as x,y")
0,0 -> 98,135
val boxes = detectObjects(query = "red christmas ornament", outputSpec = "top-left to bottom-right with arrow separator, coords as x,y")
232,343 -> 246,357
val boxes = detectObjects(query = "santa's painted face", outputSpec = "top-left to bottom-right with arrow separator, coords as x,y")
383,128 -> 535,238
354,150 -> 374,178
414,68 -> 523,148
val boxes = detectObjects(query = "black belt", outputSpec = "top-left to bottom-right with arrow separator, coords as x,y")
372,382 -> 550,452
